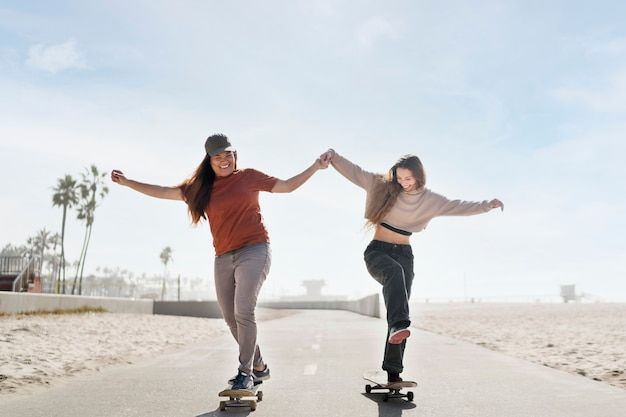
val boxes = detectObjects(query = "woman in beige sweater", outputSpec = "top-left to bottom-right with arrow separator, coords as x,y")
320,149 -> 503,382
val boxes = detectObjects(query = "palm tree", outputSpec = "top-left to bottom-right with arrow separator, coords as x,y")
52,175 -> 79,294
72,165 -> 109,295
27,228 -> 52,289
0,243 -> 28,256
160,247 -> 173,300
47,233 -> 62,293
27,228 -> 50,261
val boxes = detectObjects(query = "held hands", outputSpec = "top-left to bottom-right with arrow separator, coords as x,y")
489,199 -> 504,211
320,149 -> 335,165
315,148 -> 335,170
314,157 -> 330,170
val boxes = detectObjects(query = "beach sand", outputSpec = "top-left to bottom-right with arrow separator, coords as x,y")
0,308 -> 294,402
412,302 -> 626,391
1,303 -> 624,403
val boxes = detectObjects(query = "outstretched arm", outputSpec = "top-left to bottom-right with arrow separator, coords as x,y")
322,149 -> 505,212
271,157 -> 328,193
111,170 -> 183,200
319,148 -> 377,190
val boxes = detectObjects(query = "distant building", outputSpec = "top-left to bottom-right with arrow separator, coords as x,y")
279,279 -> 346,301
560,285 -> 579,302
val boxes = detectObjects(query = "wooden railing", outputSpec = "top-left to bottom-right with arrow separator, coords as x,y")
0,255 -> 41,292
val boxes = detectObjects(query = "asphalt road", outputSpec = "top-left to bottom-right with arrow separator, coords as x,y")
2,310 -> 626,417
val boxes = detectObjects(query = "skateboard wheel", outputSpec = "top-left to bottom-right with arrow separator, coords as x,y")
383,393 -> 389,402
365,384 -> 372,394
219,401 -> 226,411
250,401 -> 257,411
407,391 -> 414,402
257,391 -> 263,401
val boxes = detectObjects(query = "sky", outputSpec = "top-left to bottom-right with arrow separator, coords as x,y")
1,1 -> 625,302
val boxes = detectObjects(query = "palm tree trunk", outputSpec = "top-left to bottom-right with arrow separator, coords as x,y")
78,224 -> 93,295
59,207 -> 68,294
72,225 -> 90,295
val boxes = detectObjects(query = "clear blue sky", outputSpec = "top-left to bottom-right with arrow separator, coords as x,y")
1,1 -> 625,301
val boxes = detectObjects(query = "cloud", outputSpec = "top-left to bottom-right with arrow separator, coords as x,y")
26,39 -> 86,73
355,16 -> 402,47
583,36 -> 626,56
551,69 -> 626,114
0,47 -> 19,70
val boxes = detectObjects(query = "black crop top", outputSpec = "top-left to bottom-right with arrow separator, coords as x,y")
380,222 -> 412,236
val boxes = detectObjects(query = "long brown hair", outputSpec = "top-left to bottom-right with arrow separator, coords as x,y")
365,155 -> 426,228
179,151 -> 238,225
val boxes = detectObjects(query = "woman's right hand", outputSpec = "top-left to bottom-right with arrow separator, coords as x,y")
111,169 -> 127,185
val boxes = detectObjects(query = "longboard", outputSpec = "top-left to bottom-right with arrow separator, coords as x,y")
363,370 -> 417,402
218,383 -> 263,411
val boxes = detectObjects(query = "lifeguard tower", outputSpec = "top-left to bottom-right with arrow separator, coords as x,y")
302,279 -> 325,299
560,284 -> 579,303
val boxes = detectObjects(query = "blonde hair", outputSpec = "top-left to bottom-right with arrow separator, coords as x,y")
365,155 -> 426,228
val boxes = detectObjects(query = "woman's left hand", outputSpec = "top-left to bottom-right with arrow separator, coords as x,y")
320,149 -> 334,165
489,199 -> 504,211
315,157 -> 330,170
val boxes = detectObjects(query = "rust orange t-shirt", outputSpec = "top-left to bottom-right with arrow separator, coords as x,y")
206,168 -> 278,256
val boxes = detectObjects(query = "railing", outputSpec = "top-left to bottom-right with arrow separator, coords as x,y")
0,255 -> 41,292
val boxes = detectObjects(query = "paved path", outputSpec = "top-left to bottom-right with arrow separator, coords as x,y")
2,310 -> 626,417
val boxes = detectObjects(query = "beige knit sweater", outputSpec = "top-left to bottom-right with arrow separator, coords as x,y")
331,152 -> 493,233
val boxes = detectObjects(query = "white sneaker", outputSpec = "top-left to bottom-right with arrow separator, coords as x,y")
388,327 -> 411,344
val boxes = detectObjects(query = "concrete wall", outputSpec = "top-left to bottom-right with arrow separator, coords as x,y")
0,292 -> 380,319
259,293 -> 380,318
153,300 -> 223,318
152,294 -> 380,319
0,292 -> 153,315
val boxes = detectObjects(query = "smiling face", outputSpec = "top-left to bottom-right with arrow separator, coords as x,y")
210,151 -> 236,177
395,167 -> 418,192
390,155 -> 426,192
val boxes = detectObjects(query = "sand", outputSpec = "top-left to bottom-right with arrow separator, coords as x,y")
412,302 -> 626,391
1,303 -> 624,403
0,308 -> 294,402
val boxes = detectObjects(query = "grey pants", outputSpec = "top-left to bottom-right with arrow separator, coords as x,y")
214,243 -> 271,375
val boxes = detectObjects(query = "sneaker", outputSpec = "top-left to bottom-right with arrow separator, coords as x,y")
387,372 -> 403,383
228,365 -> 270,384
252,365 -> 271,381
231,370 -> 253,391
388,327 -> 411,344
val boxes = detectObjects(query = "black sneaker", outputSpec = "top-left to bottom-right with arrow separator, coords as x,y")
228,365 -> 270,384
252,365 -> 271,381
231,370 -> 253,391
387,371 -> 403,383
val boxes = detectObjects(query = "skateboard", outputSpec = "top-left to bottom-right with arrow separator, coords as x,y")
363,370 -> 417,402
218,383 -> 263,411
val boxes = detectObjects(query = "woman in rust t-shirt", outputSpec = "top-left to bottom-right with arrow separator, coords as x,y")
111,134 -> 328,391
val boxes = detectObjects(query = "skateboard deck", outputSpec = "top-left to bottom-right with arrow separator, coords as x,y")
218,383 -> 263,411
363,370 -> 417,402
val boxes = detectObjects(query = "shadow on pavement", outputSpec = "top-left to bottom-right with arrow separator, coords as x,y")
361,393 -> 417,416
196,408 -> 252,417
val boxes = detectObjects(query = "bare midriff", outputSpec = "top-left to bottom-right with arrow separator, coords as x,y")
372,224 -> 411,245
